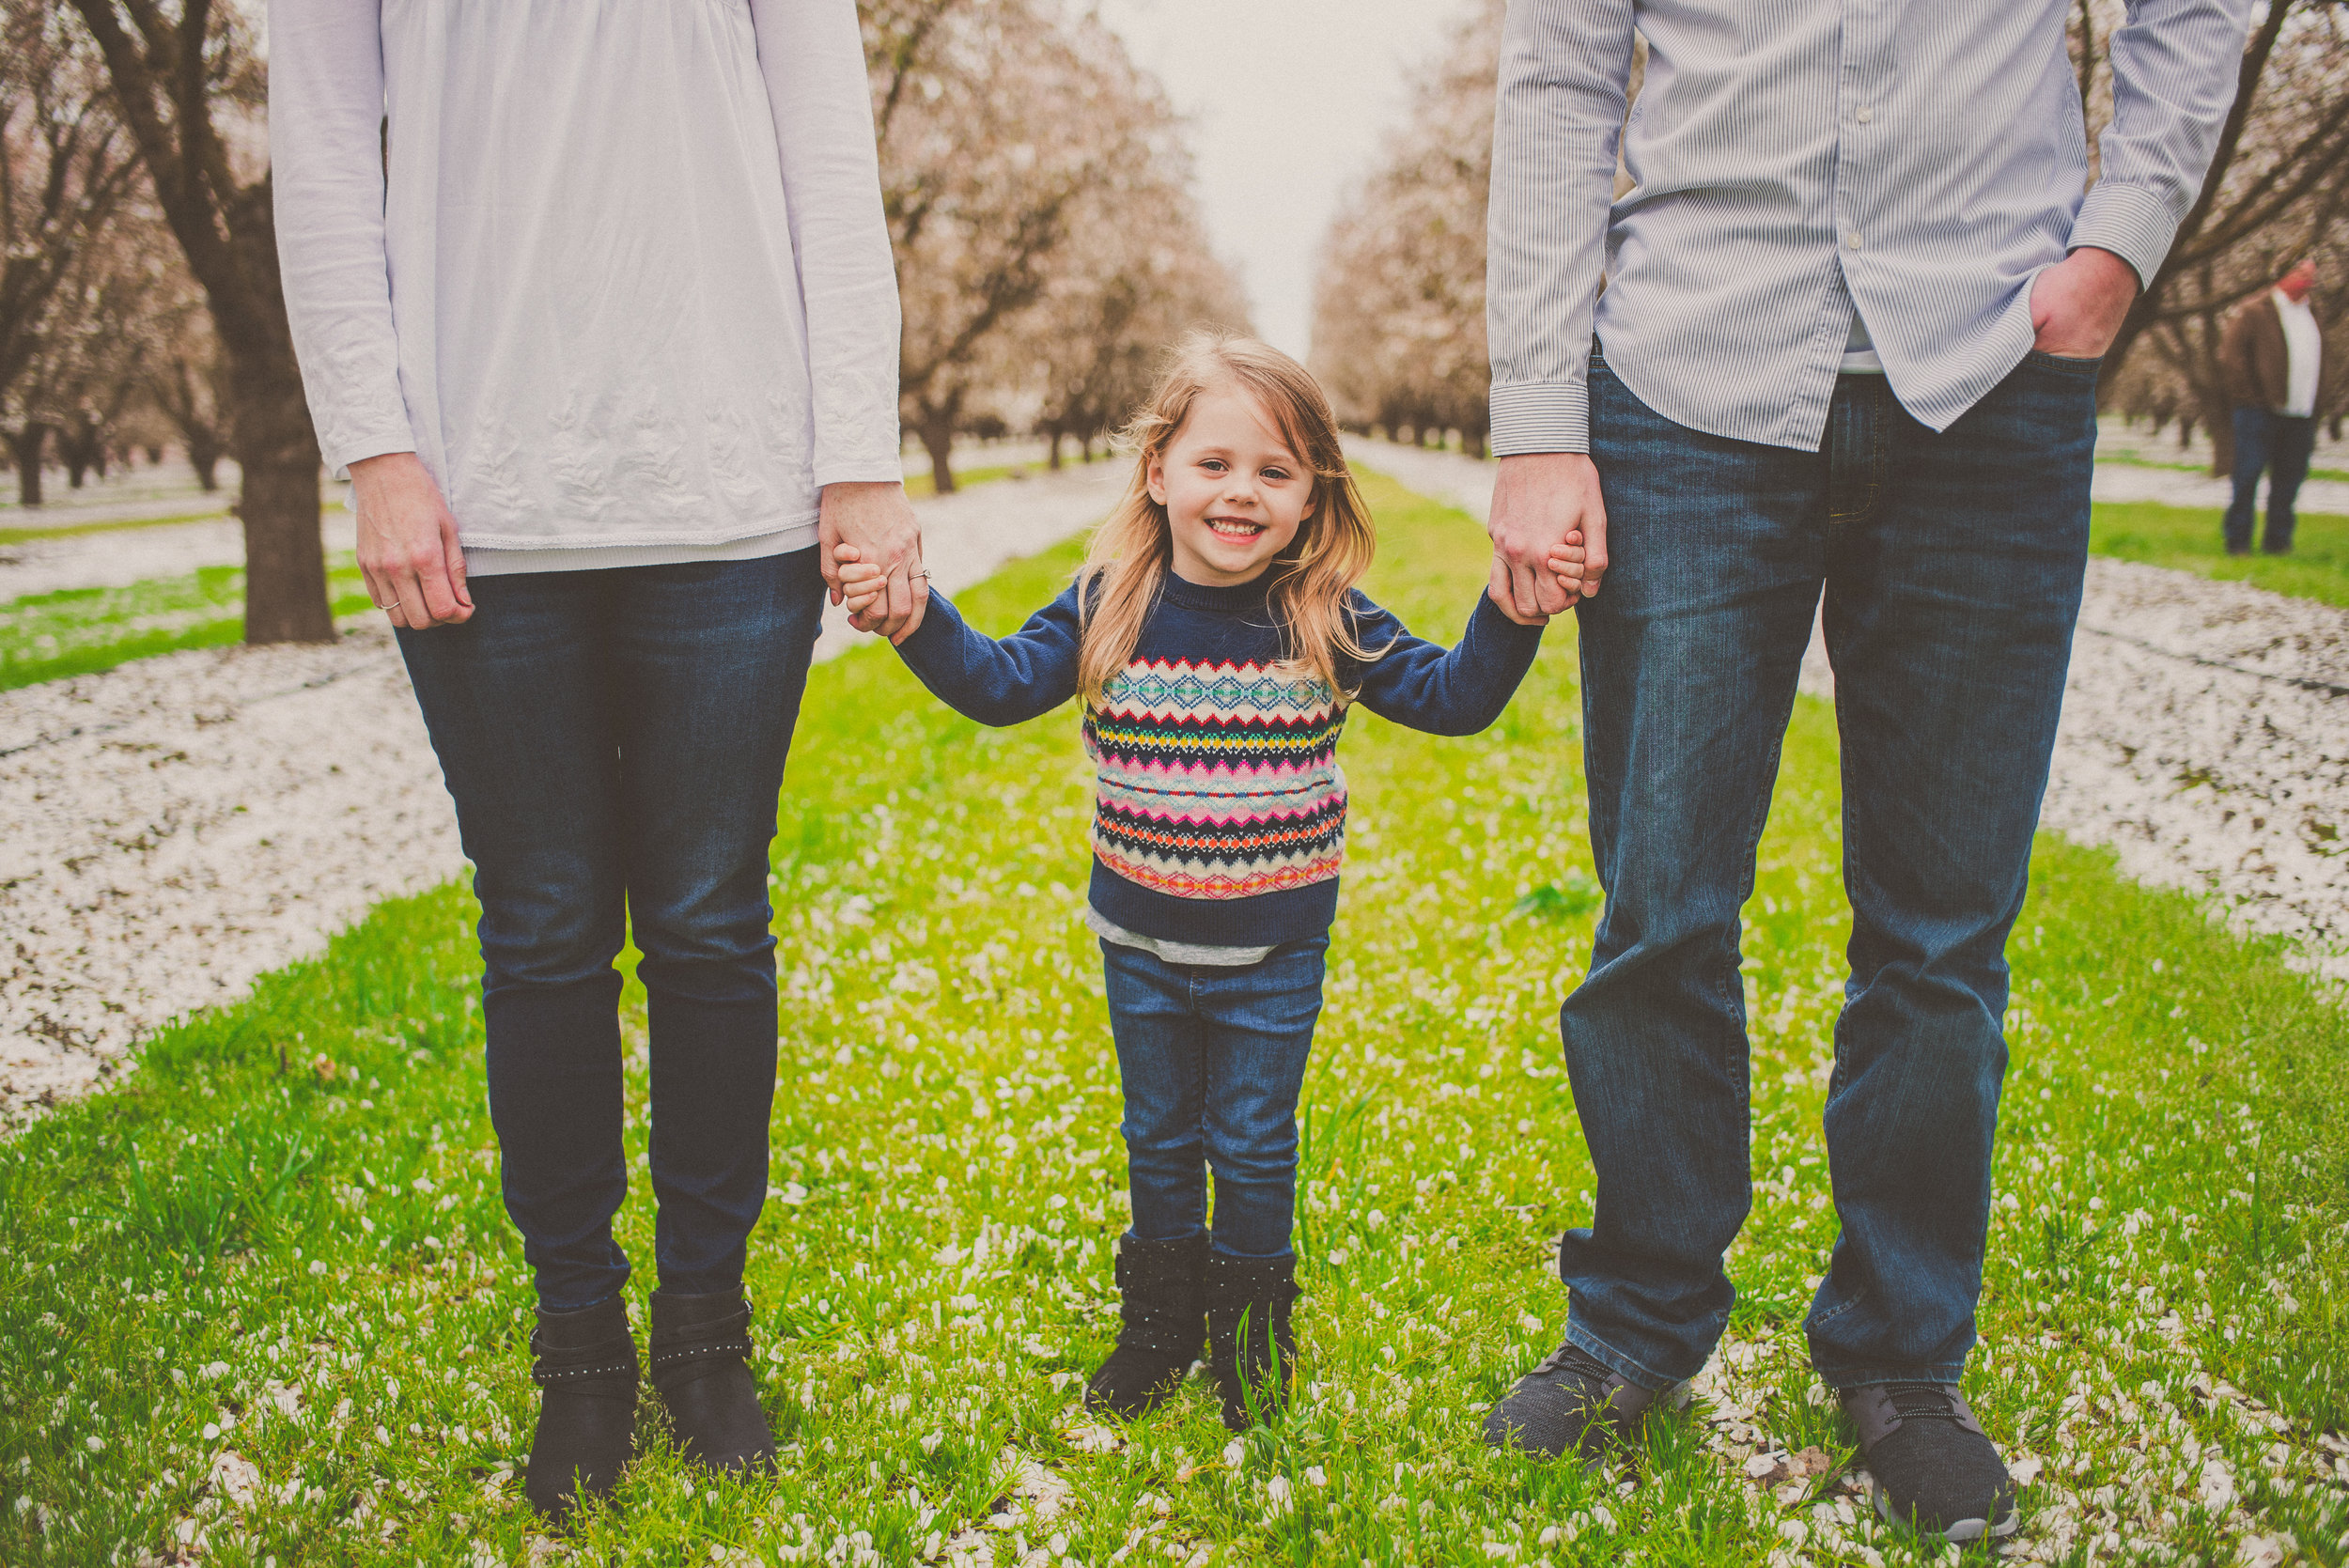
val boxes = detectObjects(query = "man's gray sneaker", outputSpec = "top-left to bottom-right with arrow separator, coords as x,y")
1482,1341 -> 1688,1467
1843,1383 -> 2019,1543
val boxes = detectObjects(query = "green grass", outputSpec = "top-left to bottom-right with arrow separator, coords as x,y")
0,558 -> 375,691
0,507 -> 232,548
2092,500 -> 2349,608
2,476 -> 2344,1565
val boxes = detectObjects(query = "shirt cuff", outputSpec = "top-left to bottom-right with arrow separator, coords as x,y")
322,432 -> 422,475
814,457 -> 908,489
1487,381 -> 1592,456
2068,181 -> 2177,292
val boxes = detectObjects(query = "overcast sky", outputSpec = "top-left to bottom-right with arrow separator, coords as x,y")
1094,0 -> 1480,362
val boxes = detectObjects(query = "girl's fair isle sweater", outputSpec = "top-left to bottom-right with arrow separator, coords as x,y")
894,572 -> 1545,948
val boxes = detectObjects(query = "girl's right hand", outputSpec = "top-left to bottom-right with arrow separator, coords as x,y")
833,545 -> 888,622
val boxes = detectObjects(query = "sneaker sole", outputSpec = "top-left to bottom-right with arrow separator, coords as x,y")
1870,1478 -> 2021,1543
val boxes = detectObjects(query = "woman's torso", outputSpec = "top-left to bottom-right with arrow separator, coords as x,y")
377,0 -> 819,551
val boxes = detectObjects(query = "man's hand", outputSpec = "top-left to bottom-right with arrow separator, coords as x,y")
821,480 -> 926,644
2030,246 -> 2139,360
350,451 -> 473,629
1488,452 -> 1608,625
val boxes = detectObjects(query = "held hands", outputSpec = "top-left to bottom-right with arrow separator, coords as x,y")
1487,452 -> 1609,626
821,480 -> 927,644
349,452 -> 473,629
2030,246 -> 2139,360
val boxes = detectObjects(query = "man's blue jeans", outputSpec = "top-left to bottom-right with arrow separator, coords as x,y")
397,550 -> 826,1310
2224,405 -> 2318,555
1099,936 -> 1330,1259
1562,350 -> 2097,1390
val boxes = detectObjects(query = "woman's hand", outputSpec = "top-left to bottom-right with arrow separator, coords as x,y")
350,452 -> 473,629
821,480 -> 926,643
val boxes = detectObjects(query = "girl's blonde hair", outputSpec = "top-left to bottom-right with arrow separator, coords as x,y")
1076,333 -> 1382,706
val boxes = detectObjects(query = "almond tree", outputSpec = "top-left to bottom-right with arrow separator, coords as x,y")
1310,2 -> 1504,452
5,189 -> 169,500
2080,0 -> 2349,471
1027,163 -> 1250,467
0,0 -> 142,500
66,0 -> 331,642
868,0 -> 1192,490
143,281 -> 226,489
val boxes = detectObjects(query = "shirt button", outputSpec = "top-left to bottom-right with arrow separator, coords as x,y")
1857,104 -> 1875,123
1847,232 -> 1864,250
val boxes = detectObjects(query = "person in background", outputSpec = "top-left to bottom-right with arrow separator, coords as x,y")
271,0 -> 922,1526
2219,259 -> 2324,556
1476,0 -> 2250,1545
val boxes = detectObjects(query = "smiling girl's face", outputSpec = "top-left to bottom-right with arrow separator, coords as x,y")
1147,383 -> 1316,587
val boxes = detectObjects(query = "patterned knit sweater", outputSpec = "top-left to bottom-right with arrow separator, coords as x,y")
893,571 -> 1546,947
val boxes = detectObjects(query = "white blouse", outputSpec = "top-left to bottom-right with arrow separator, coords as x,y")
270,0 -> 905,575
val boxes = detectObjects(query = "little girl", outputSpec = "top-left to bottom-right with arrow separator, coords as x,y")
838,334 -> 1579,1429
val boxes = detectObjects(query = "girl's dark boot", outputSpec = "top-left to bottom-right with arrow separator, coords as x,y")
648,1288 -> 779,1474
525,1294 -> 640,1525
1085,1234 -> 1209,1418
1206,1250 -> 1300,1432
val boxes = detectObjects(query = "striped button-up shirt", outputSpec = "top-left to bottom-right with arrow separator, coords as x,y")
1486,0 -> 2251,455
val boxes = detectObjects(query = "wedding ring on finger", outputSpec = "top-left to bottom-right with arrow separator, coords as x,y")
374,599 -> 402,611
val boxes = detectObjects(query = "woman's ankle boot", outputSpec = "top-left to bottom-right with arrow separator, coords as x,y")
1085,1234 -> 1209,1418
525,1295 -> 640,1525
648,1288 -> 778,1474
1206,1250 -> 1299,1432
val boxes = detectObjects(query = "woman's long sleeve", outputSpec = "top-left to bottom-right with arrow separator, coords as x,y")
268,0 -> 415,472
747,0 -> 906,489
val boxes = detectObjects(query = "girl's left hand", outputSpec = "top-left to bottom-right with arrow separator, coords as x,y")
1547,528 -> 1587,606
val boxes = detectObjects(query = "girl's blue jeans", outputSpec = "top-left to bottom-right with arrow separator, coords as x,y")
1099,935 -> 1330,1260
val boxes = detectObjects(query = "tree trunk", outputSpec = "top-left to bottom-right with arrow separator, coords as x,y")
1045,427 -> 1064,471
228,349 -> 334,644
919,413 -> 957,496
188,431 -> 223,491
60,422 -> 100,489
9,425 -> 50,507
2204,398 -> 2237,480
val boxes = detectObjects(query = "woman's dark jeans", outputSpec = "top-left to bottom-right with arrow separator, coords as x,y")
397,549 -> 826,1311
1561,351 -> 2098,1391
1100,936 -> 1330,1259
